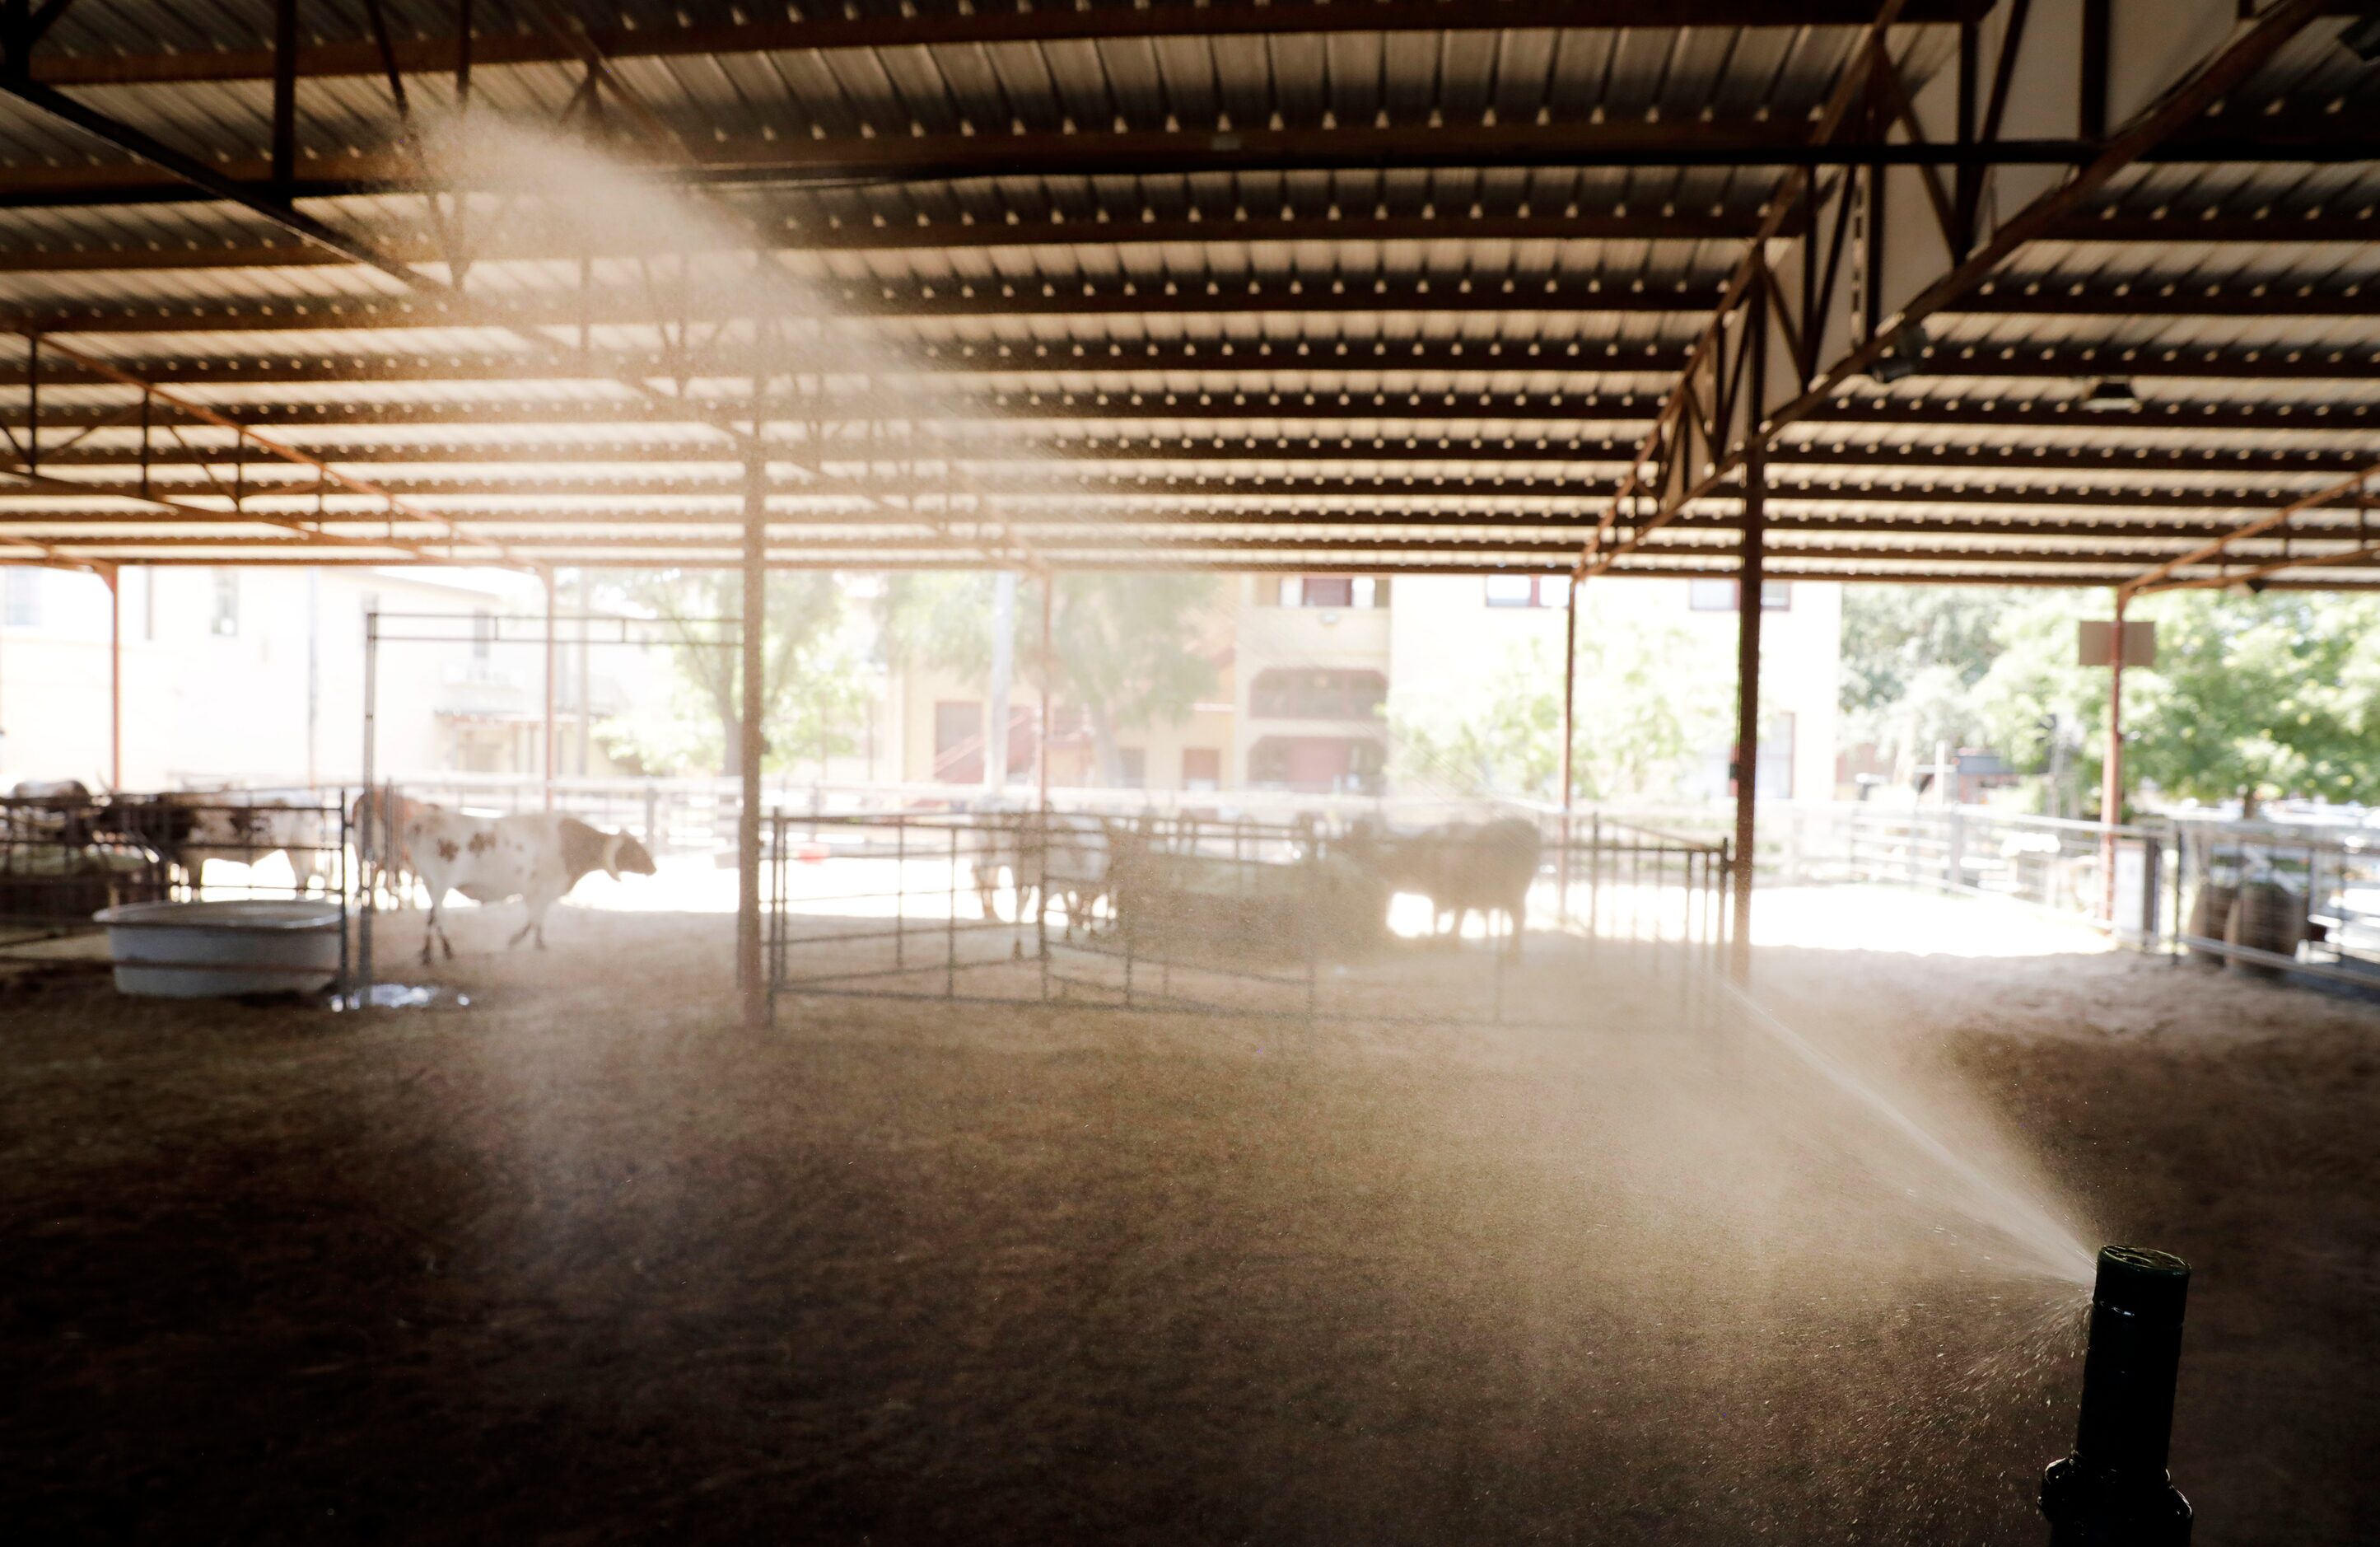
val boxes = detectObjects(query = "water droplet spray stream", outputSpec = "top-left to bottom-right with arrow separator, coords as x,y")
1709,970 -> 2098,1288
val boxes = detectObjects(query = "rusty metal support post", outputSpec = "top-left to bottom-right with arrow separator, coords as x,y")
1559,577 -> 1578,927
737,452 -> 768,1029
1038,574 -> 1052,817
2102,586 -> 2126,924
103,563 -> 121,790
541,565 -> 557,811
1729,293 -> 1770,984
1037,574 -> 1053,969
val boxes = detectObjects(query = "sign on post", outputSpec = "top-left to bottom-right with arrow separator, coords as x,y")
2077,619 -> 2158,668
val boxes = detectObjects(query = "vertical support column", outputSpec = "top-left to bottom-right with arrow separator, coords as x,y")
25,332 -> 38,477
103,564 -> 121,791
269,0 -> 298,189
1729,287 -> 1771,984
2079,0 -> 2111,142
1732,499 -> 1765,985
541,566 -> 557,811
1038,574 -> 1053,816
360,609 -> 380,1003
1558,577 -> 1579,925
576,568 -> 592,776
986,569 -> 1016,790
454,0 -> 474,115
2102,586 -> 2127,924
737,451 -> 768,1029
1952,17 -> 1979,254
306,568 -> 320,788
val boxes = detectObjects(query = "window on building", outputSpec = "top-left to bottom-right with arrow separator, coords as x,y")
1248,668 -> 1388,721
1247,736 -> 1385,795
4,567 -> 42,629
1271,574 -> 1384,609
471,610 -> 496,661
1689,578 -> 1791,612
210,569 -> 240,637
1115,747 -> 1147,788
1485,575 -> 1570,608
1181,747 -> 1221,792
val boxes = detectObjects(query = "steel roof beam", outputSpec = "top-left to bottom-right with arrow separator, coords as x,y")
15,337 -> 2380,390
32,278 -> 2380,338
0,207 -> 1765,271
18,435 -> 2377,482
23,285 -> 1728,336
2124,460 -> 2380,596
11,529 -> 2356,575
16,553 -> 2358,587
16,470 -> 2358,516
23,4 -> 1999,90
4,205 -> 2365,278
5,391 -> 2376,437
0,343 -> 1701,387
10,120 -> 2376,208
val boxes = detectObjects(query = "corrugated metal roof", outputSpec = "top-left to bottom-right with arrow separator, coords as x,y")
0,2 -> 2375,587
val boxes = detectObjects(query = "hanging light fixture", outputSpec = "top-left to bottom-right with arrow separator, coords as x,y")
2079,376 -> 2144,413
1869,324 -> 1930,385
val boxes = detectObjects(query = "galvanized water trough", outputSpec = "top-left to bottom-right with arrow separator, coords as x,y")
92,900 -> 343,998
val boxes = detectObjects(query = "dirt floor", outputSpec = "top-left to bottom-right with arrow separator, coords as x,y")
2,888 -> 2376,1545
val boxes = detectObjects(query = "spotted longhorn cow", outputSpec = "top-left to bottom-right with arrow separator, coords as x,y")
403,805 -> 656,964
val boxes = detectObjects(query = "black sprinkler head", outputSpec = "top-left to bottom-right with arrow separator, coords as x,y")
2042,1246 -> 2193,1545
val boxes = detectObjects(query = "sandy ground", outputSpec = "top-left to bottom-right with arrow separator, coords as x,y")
2,885 -> 2375,1545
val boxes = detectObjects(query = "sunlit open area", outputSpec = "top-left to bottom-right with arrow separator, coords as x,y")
4,4 -> 2379,1543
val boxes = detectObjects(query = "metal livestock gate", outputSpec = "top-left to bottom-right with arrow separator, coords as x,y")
765,807 -> 1733,1032
0,788 -> 354,987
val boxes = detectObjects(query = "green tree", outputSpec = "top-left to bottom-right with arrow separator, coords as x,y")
1388,623 -> 1728,802
1837,586 -> 2007,755
599,569 -> 866,776
1976,590 -> 2380,812
883,571 -> 1222,785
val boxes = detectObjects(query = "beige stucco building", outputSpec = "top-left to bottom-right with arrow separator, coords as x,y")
881,570 -> 1840,802
0,565 -> 654,791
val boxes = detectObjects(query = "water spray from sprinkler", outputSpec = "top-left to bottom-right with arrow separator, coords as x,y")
2042,1246 -> 2193,1545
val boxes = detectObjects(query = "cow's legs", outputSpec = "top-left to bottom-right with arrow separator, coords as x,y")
514,887 -> 562,950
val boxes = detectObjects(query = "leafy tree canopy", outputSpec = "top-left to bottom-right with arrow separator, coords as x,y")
1972,590 -> 2380,811
598,569 -> 868,776
883,571 -> 1222,783
1388,619 -> 1728,802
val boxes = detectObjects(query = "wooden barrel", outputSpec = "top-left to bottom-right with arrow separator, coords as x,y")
2224,881 -> 2303,978
2185,884 -> 2236,965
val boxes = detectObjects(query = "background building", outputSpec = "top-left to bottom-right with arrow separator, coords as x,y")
884,572 -> 1841,802
0,566 -> 658,790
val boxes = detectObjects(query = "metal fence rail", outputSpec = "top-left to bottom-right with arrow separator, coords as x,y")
2171,816 -> 2380,988
766,807 -> 1733,1031
1793,800 -> 2380,989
